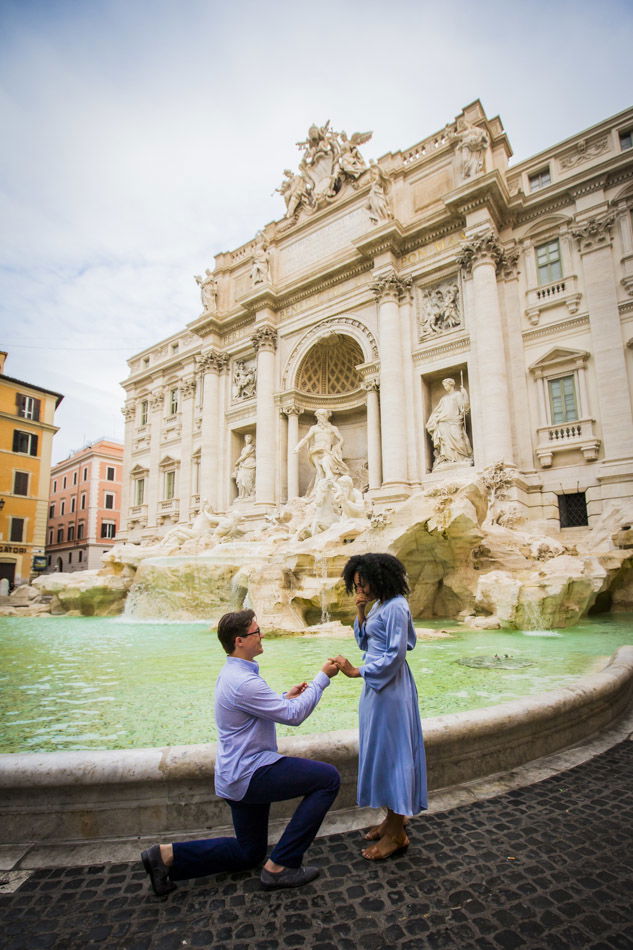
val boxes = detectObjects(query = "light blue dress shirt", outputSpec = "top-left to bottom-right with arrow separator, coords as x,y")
214,656 -> 331,801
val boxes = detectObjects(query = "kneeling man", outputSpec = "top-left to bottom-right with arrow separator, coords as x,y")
142,609 -> 340,896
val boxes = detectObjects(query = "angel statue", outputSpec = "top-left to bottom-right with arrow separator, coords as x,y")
338,130 -> 372,180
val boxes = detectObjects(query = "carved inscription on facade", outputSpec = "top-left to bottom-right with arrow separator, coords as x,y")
278,207 -> 368,280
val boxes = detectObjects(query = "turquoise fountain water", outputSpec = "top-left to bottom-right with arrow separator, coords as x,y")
1,614 -> 631,753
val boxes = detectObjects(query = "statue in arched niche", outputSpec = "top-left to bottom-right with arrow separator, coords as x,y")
294,409 -> 349,488
426,378 -> 473,468
233,434 -> 256,498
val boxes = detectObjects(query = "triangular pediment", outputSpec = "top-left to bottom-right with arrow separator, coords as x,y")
529,347 -> 589,371
159,454 -> 180,469
130,464 -> 149,476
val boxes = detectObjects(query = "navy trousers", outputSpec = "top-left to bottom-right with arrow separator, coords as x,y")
170,756 -> 340,880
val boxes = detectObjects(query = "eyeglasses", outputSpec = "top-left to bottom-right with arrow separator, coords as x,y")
242,626 -> 262,638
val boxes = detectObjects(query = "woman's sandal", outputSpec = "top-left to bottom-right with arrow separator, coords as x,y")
363,816 -> 409,841
361,834 -> 410,861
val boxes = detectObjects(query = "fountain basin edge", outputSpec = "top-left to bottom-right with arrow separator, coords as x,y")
1,646 -> 632,847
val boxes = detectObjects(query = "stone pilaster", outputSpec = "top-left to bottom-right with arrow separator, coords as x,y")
458,231 -> 514,467
571,212 -> 633,462
179,376 -> 196,518
252,326 -> 278,507
120,401 -> 135,533
197,350 -> 228,511
362,380 -> 382,490
282,406 -> 301,501
146,388 -> 164,527
371,269 -> 411,489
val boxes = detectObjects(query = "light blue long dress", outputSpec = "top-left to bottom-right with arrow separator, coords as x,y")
355,595 -> 427,816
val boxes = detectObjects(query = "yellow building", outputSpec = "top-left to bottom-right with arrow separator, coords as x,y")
0,352 -> 63,588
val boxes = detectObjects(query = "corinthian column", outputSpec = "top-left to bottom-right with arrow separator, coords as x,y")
282,406 -> 301,500
197,350 -> 228,511
252,325 -> 278,507
371,270 -> 411,489
458,232 -> 514,467
362,380 -> 382,489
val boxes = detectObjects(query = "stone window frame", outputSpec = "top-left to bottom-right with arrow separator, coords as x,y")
535,237 -> 563,285
529,347 -> 600,467
528,166 -> 552,193
130,464 -> 149,510
619,128 -> 633,152
522,216 -> 581,325
159,455 -> 180,502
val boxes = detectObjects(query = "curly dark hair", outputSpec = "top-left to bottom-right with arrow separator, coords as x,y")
342,553 -> 409,602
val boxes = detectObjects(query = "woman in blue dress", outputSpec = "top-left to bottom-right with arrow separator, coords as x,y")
333,553 -> 427,860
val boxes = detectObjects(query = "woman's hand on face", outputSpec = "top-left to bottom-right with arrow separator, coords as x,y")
332,654 -> 361,678
286,681 -> 309,698
355,591 -> 369,611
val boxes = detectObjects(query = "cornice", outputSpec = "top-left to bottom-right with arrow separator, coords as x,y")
522,313 -> 590,343
442,170 -> 511,230
412,333 -> 470,363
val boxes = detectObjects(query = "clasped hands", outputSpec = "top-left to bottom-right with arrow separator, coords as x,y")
286,653 -> 360,696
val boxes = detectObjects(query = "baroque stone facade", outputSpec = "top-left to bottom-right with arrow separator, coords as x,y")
120,100 -> 633,539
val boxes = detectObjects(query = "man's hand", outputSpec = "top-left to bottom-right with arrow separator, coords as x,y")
331,654 -> 361,678
321,659 -> 339,678
286,681 -> 309,699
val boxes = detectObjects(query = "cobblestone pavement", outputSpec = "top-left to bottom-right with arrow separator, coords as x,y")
2,739 -> 632,950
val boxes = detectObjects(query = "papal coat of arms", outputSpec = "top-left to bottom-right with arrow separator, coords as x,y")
276,121 -> 373,219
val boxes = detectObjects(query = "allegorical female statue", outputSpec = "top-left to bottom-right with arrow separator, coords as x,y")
426,378 -> 473,468
233,434 -> 256,498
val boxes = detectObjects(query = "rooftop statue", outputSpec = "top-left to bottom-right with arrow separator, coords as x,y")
194,269 -> 217,312
250,231 -> 270,285
278,122 -> 373,219
449,117 -> 490,179
366,160 -> 392,224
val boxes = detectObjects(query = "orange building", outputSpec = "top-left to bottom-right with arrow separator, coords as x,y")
0,351 -> 63,588
46,439 -> 124,572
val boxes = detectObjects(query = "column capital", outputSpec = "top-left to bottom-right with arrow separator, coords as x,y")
361,378 -> 380,392
252,325 -> 278,352
457,230 -> 504,276
570,211 -> 616,253
121,401 -> 135,422
371,268 -> 412,302
149,389 -> 164,411
281,405 -> 302,417
181,376 -> 196,399
196,349 -> 228,374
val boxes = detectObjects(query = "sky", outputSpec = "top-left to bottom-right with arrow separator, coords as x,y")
1,0 -> 631,464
